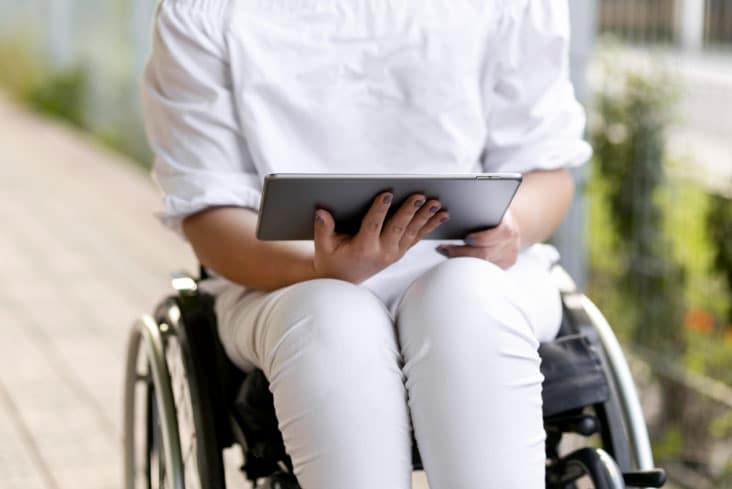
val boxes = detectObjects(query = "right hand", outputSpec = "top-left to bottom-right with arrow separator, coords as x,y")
312,192 -> 449,284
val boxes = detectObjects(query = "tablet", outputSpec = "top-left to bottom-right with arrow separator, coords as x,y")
255,173 -> 522,240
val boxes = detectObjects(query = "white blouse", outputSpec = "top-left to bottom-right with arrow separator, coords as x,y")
142,0 -> 591,234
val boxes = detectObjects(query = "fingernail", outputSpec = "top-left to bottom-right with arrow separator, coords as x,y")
440,216 -> 450,223
435,246 -> 449,257
314,213 -> 324,224
383,193 -> 393,204
414,199 -> 425,207
429,205 -> 440,214
465,236 -> 477,246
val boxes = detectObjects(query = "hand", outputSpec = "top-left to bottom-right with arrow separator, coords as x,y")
313,192 -> 450,283
435,208 -> 521,269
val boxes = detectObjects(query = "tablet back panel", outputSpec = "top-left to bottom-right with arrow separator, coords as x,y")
256,174 -> 521,240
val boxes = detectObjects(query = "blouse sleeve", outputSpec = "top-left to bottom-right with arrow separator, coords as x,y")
141,0 -> 261,235
482,0 -> 592,174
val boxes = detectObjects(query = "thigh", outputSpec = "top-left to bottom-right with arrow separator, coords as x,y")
207,278 -> 412,489
367,242 -> 563,342
501,243 -> 563,342
209,276 -> 402,370
205,276 -> 288,371
392,249 -> 556,488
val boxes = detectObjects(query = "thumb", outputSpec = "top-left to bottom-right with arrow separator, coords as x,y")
313,209 -> 336,254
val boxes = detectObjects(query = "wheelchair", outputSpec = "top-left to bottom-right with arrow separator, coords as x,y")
123,264 -> 668,489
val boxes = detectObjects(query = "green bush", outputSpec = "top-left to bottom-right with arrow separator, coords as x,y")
588,46 -> 732,483
0,32 -> 44,99
0,32 -> 87,128
707,192 -> 732,324
24,66 -> 87,128
0,32 -> 152,165
590,55 -> 686,356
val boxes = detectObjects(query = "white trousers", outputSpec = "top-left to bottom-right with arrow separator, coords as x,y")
211,242 -> 563,489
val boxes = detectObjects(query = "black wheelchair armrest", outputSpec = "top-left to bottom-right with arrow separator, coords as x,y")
540,333 -> 610,418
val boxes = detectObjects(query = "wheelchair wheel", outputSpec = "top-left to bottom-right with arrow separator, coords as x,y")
547,448 -> 626,489
124,313 -> 226,489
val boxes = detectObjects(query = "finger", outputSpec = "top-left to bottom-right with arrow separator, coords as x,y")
355,192 -> 393,243
382,194 -> 426,248
399,199 -> 441,248
436,242 -> 517,269
464,222 -> 514,247
313,209 -> 337,254
435,245 -> 488,262
413,211 -> 450,242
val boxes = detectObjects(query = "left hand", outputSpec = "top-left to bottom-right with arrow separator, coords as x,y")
435,208 -> 521,269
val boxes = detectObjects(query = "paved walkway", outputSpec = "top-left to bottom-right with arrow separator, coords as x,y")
0,96 -> 188,489
0,97 -> 432,489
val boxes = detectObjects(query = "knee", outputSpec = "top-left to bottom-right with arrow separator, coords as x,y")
409,256 -> 506,300
397,257 -> 539,355
398,257 -> 512,325
265,279 -> 397,366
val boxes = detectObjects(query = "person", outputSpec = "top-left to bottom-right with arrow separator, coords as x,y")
141,0 -> 591,487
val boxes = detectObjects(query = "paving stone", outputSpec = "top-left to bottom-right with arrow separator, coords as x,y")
0,387 -> 52,489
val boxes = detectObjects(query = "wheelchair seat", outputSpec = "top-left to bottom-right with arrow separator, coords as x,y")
123,266 -> 667,489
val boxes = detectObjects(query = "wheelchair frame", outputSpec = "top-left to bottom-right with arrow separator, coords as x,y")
550,266 -> 654,472
123,266 -> 666,489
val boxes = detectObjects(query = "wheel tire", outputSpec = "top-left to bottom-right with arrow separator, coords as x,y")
548,448 -> 625,489
124,312 -> 226,489
167,329 -> 226,489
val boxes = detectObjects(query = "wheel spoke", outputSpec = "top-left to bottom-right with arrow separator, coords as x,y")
128,316 -> 217,489
167,335 -> 201,489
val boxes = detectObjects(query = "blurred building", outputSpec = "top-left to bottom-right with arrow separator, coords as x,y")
599,0 -> 732,49
598,0 -> 732,199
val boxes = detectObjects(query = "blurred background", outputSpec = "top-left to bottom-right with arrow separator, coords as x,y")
0,1 -> 730,488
